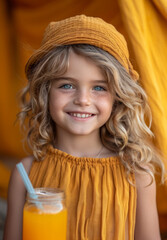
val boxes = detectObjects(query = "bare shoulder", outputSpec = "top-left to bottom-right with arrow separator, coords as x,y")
21,155 -> 34,172
134,168 -> 161,240
8,156 -> 34,198
8,155 -> 34,199
135,165 -> 154,188
3,156 -> 34,240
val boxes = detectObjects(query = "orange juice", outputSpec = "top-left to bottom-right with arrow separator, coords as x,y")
23,188 -> 67,240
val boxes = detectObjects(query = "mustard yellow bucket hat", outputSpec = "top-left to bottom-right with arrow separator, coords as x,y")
26,15 -> 138,80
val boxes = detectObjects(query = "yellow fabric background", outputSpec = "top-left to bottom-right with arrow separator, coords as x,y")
0,0 -> 167,213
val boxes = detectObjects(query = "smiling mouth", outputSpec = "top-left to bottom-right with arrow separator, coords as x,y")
68,112 -> 94,118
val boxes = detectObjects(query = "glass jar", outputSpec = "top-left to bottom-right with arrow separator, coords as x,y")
23,188 -> 67,240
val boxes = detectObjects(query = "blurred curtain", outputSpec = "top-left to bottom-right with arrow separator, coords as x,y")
0,0 -> 167,212
117,0 -> 167,213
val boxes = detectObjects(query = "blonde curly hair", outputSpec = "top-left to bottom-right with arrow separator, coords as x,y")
18,44 -> 165,183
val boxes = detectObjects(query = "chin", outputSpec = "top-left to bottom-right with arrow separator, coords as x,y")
67,129 -> 96,136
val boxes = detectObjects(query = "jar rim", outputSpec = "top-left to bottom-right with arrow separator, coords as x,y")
27,187 -> 65,202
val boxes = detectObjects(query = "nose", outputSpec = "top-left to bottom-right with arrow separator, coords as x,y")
73,89 -> 91,106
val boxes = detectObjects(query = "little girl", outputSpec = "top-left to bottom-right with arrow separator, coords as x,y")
3,15 -> 164,240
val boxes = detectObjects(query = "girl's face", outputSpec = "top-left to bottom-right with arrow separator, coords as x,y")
49,50 -> 114,138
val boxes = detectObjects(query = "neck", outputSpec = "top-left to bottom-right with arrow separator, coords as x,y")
54,131 -> 103,158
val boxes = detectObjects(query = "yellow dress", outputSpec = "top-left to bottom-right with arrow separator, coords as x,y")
29,146 -> 136,240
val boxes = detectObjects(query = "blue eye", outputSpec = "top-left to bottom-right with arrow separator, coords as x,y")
93,86 -> 106,91
60,84 -> 73,89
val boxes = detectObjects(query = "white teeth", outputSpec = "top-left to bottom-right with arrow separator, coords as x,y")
70,113 -> 92,118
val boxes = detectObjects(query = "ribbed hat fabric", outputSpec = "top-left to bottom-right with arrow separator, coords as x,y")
26,15 -> 139,80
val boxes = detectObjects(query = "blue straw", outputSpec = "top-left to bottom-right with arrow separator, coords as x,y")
16,162 -> 38,200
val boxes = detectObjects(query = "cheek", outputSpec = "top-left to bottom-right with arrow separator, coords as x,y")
49,91 -> 62,110
49,93 -> 60,118
49,92 -> 68,119
98,96 -> 113,116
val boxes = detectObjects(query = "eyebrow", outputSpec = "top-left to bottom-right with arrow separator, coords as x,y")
56,77 -> 107,83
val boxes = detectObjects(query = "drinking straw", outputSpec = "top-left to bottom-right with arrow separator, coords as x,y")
16,162 -> 38,201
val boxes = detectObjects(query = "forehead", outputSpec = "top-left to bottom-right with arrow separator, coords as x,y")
63,50 -> 106,81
